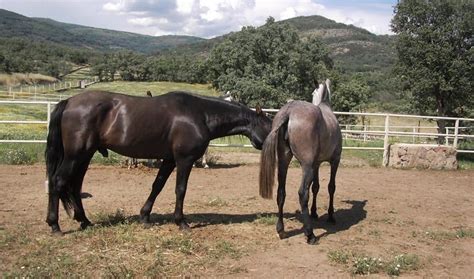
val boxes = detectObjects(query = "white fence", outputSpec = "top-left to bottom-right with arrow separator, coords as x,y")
0,78 -> 98,101
1,101 -> 473,166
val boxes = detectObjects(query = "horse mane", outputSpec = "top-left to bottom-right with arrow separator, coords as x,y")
312,79 -> 331,106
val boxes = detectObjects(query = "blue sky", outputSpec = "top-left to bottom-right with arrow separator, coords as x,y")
0,0 -> 397,38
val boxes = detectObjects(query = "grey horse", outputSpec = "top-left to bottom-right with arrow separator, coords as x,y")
259,79 -> 342,244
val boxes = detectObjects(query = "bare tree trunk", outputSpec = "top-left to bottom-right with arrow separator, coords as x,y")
436,119 -> 446,145
436,94 -> 446,144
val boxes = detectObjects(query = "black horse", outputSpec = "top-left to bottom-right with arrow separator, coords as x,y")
45,90 -> 272,234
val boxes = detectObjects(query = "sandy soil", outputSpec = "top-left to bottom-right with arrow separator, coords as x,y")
0,162 -> 473,277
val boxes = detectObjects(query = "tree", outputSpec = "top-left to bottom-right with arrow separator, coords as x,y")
391,0 -> 473,141
207,17 -> 333,107
332,75 -> 371,124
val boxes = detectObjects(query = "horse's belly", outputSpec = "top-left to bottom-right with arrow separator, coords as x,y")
106,143 -> 171,159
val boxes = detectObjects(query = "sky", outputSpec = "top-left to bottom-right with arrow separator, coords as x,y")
0,0 -> 397,38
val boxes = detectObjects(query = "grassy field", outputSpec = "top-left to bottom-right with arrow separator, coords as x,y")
85,81 -> 219,97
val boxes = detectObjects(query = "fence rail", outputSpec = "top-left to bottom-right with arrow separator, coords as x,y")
1,101 -> 473,165
0,78 -> 98,101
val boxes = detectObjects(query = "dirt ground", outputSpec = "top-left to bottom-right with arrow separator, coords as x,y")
0,158 -> 473,277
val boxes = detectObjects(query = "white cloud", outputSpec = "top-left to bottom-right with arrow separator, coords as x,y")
128,17 -> 169,27
176,0 -> 194,14
103,1 -> 125,12
101,0 -> 395,37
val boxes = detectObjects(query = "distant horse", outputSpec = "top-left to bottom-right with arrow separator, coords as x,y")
259,79 -> 342,244
45,90 -> 272,234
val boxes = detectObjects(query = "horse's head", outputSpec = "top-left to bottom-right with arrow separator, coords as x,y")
249,105 -> 272,150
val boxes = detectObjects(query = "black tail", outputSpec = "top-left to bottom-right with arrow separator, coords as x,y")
259,111 -> 290,199
45,100 -> 73,215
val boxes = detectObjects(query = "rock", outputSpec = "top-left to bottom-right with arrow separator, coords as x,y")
388,144 -> 457,170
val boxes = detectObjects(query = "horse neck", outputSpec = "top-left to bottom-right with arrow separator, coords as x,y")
204,105 -> 252,140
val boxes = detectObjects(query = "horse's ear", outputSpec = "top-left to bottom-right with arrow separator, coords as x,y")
256,104 -> 263,115
324,79 -> 332,102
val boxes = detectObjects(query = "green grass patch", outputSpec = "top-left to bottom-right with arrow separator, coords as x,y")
0,143 -> 45,164
206,197 -> 228,207
161,234 -> 196,255
254,214 -> 277,226
92,209 -> 128,226
327,250 -> 350,264
210,240 -> 242,260
342,149 -> 383,167
327,250 -> 421,276
352,255 -> 384,275
425,228 -> 474,240
386,254 -> 420,276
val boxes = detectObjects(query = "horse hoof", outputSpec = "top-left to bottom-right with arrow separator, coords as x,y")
311,213 -> 319,220
140,215 -> 150,224
143,222 -> 153,229
278,231 -> 287,240
80,222 -> 93,230
307,235 -> 318,245
179,223 -> 191,232
51,230 -> 64,237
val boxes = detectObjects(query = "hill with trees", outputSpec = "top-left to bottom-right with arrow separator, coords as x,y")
0,8 -> 399,113
0,9 -> 204,53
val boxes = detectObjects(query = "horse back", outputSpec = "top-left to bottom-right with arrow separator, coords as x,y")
61,91 -> 206,158
284,101 -> 341,164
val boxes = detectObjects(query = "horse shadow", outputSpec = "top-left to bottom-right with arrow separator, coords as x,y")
282,200 -> 368,239
66,200 -> 367,238
131,199 -> 367,237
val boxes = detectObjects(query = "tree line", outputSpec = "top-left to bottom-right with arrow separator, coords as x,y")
0,1 -> 471,123
0,38 -> 95,78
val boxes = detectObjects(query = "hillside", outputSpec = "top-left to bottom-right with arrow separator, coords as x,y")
0,9 -> 204,53
283,15 -> 396,73
169,15 -> 396,74
0,9 -> 394,72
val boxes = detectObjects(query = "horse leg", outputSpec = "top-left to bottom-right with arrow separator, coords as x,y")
71,158 -> 93,230
174,158 -> 194,230
276,142 -> 292,239
310,163 -> 321,220
140,159 -> 176,225
202,148 -> 209,168
46,158 -> 79,235
46,186 -> 62,235
327,157 -> 341,224
298,164 -> 317,244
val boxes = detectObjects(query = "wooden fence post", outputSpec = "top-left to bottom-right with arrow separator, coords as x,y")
382,114 -> 390,167
445,128 -> 449,145
363,125 -> 367,142
453,119 -> 460,149
47,102 -> 51,135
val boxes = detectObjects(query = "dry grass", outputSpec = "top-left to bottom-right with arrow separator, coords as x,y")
0,210 -> 262,277
0,73 -> 57,86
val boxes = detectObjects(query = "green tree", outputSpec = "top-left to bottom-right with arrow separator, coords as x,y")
207,17 -> 332,107
332,75 -> 371,124
391,0 -> 473,141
